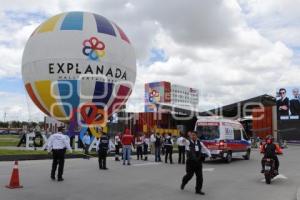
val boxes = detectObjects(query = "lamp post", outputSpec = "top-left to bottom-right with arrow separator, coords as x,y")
155,102 -> 159,129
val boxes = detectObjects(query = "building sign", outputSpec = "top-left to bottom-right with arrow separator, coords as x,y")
276,87 -> 300,120
144,81 -> 171,112
276,86 -> 300,141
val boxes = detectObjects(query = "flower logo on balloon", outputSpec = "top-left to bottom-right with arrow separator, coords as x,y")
82,36 -> 106,60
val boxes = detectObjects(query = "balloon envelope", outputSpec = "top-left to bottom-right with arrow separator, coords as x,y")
22,11 -> 136,122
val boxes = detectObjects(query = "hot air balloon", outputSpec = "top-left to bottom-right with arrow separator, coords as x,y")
22,11 -> 136,136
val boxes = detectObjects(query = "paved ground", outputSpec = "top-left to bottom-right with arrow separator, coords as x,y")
1,146 -> 300,200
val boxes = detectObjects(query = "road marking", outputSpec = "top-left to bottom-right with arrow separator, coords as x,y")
273,174 -> 288,180
131,163 -> 215,172
260,174 -> 288,182
203,168 -> 215,172
296,186 -> 300,200
132,162 -> 161,167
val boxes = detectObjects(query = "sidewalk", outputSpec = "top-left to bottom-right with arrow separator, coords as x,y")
0,146 -> 28,150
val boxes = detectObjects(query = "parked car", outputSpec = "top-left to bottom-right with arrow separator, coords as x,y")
0,130 -> 8,134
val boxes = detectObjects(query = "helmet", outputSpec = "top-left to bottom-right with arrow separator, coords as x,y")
266,135 -> 274,140
266,135 -> 274,144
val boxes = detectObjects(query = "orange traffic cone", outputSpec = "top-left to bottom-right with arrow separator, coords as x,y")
6,161 -> 23,189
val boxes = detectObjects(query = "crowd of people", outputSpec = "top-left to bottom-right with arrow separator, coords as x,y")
25,120 -> 283,197
97,128 -> 194,166
46,127 -> 212,195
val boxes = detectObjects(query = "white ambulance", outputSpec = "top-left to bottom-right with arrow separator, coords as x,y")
194,117 -> 251,163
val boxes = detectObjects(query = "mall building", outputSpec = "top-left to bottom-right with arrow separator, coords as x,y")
171,84 -> 199,109
44,82 -> 300,142
144,81 -> 199,112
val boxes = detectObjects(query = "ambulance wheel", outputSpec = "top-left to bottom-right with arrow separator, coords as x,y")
225,152 -> 232,163
243,149 -> 251,160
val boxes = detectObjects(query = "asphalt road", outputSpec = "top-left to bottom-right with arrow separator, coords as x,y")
1,146 -> 300,200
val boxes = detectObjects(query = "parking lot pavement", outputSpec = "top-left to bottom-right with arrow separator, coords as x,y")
1,146 -> 300,200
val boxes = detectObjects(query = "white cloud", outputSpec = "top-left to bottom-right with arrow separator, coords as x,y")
0,91 -> 44,122
239,0 -> 300,48
0,11 -> 46,78
0,0 -> 299,119
126,1 -> 297,111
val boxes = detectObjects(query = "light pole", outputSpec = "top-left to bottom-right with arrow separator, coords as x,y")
155,103 -> 159,129
3,111 -> 7,123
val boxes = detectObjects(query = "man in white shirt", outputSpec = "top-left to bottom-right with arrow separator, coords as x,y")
150,132 -> 156,154
46,126 -> 72,181
177,134 -> 187,164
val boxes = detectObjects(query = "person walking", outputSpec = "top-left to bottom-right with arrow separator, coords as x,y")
46,126 -> 72,181
154,133 -> 162,162
150,131 -> 156,154
121,128 -> 134,165
97,132 -> 109,170
181,131 -> 211,195
135,133 -> 144,160
143,133 -> 150,161
17,131 -> 27,147
161,133 -> 166,156
164,133 -> 174,164
114,132 -> 122,161
82,132 -> 91,159
177,133 -> 187,164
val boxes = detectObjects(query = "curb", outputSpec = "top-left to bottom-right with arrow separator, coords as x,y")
288,143 -> 300,146
297,187 -> 300,200
0,154 -> 85,161
0,150 -> 179,162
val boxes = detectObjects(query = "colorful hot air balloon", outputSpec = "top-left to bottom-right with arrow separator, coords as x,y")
22,11 -> 136,127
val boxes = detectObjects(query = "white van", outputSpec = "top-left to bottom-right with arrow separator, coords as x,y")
194,117 -> 251,163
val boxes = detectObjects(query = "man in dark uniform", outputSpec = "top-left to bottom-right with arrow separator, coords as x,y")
46,126 -> 72,181
181,131 -> 211,195
97,132 -> 109,170
154,133 -> 162,162
164,133 -> 173,164
17,131 -> 27,147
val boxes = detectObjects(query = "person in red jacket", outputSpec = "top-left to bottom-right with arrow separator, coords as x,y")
122,128 -> 134,165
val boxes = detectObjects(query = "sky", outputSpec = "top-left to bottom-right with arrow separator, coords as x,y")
0,0 -> 300,121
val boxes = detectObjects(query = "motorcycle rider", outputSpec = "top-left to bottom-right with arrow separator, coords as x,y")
260,135 -> 281,174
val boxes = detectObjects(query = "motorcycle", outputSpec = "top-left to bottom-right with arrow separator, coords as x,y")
263,158 -> 278,184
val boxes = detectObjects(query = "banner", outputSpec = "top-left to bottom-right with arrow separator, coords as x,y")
276,87 -> 300,120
